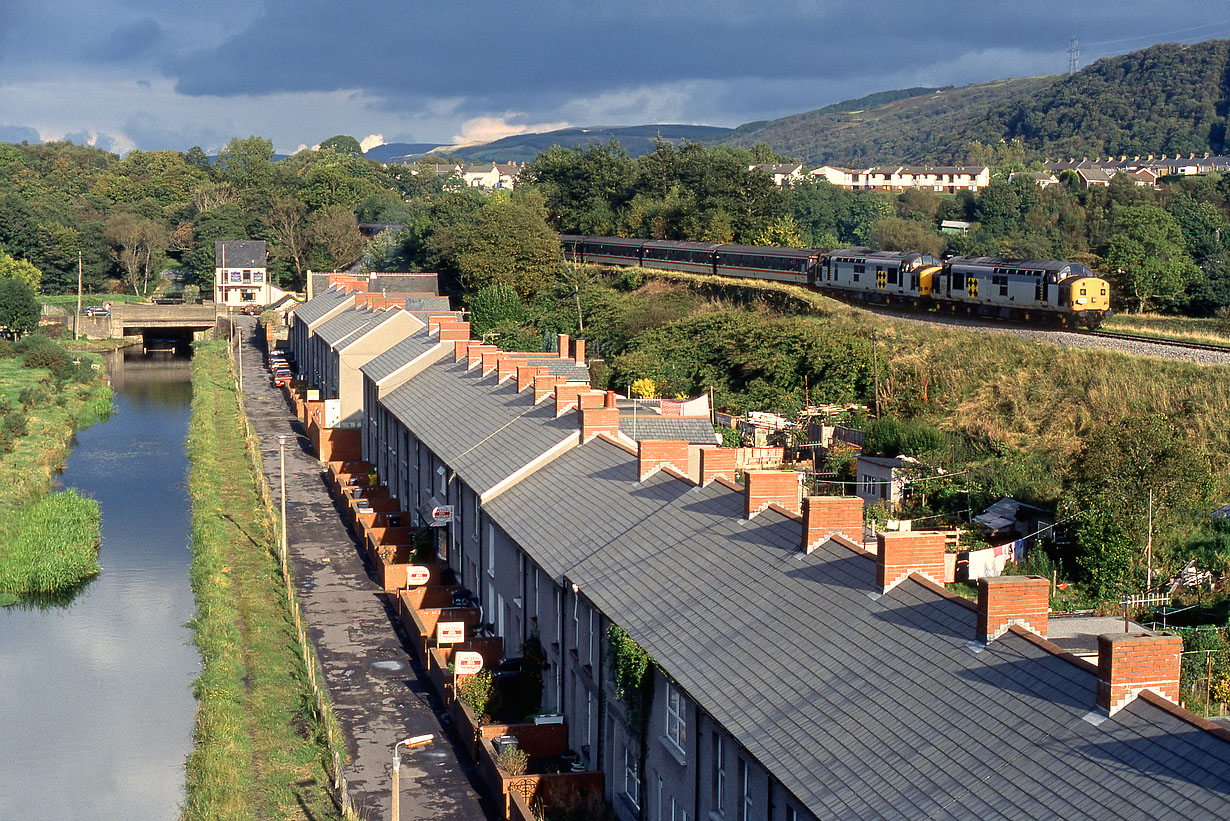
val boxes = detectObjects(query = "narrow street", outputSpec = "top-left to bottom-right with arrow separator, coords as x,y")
234,316 -> 495,821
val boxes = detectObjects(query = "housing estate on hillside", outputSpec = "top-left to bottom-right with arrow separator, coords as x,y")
284,281 -> 1230,821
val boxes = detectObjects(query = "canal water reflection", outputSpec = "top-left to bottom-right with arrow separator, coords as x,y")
0,349 -> 199,818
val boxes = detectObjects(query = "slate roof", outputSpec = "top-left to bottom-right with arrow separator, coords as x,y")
520,356 -> 590,380
360,329 -> 439,383
215,240 -> 266,268
295,286 -> 353,326
368,273 -> 440,295
619,415 -> 718,444
314,308 -> 382,347
381,358 -> 577,495
481,436 -> 1230,820
401,296 -> 452,312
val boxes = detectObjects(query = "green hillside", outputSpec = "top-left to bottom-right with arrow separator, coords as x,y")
723,40 -> 1230,166
722,78 -> 1055,166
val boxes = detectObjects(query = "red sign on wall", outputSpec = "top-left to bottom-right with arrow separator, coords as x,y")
406,566 -> 431,586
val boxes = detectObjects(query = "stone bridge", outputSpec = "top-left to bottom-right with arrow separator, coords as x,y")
72,302 -> 222,346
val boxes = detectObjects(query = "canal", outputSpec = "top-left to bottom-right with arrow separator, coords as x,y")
0,348 -> 199,818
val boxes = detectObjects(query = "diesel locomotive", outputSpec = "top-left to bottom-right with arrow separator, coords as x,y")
560,235 -> 1111,328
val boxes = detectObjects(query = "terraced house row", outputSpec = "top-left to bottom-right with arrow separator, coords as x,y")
285,275 -> 1230,821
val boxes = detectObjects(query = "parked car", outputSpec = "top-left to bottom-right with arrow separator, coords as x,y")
84,305 -> 110,317
242,304 -> 264,316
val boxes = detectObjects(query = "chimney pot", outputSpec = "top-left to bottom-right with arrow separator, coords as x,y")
977,575 -> 1049,643
876,531 -> 946,594
605,390 -> 617,409
1097,632 -> 1182,716
745,470 -> 801,518
802,496 -> 864,553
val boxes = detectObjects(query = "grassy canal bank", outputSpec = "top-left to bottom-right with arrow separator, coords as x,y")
184,340 -> 342,820
0,335 -> 112,600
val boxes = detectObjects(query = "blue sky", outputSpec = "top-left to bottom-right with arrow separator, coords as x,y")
2,0 -> 1230,154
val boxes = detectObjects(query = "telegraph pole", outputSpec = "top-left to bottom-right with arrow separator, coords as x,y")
75,248 -> 83,340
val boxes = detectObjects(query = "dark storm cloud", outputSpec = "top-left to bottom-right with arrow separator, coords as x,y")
84,17 -> 164,63
148,0 -> 1230,125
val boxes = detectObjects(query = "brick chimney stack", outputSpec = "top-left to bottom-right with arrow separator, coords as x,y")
579,391 -> 620,441
533,374 -> 562,403
977,575 -> 1049,643
876,531 -> 946,594
638,440 -> 689,482
517,364 -> 546,392
557,333 -> 569,360
801,496 -> 863,553
745,470 -> 801,518
497,355 -> 527,383
1097,632 -> 1182,716
439,321 -> 470,343
454,338 -> 472,363
573,338 -> 586,365
699,448 -> 737,486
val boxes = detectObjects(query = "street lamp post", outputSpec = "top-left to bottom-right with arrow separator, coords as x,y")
391,734 -> 433,821
278,434 -> 288,565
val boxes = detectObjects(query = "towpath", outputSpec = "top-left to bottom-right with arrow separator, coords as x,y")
234,317 -> 495,821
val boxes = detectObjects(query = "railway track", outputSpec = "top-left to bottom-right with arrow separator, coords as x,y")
1083,329 -> 1230,354
852,303 -> 1230,365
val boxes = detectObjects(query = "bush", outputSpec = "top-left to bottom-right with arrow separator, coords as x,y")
864,415 -> 946,458
458,670 -> 494,719
17,336 -> 75,381
496,744 -> 528,776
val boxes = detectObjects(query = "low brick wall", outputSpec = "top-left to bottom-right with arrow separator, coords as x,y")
379,553 -> 443,591
509,791 -> 534,821
477,736 -> 604,820
399,602 -> 480,664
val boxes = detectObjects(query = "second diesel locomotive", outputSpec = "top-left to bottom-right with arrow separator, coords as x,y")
560,235 -> 1111,328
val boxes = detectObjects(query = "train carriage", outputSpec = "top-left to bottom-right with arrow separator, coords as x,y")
564,235 -> 645,267
713,243 -> 818,285
640,240 -> 721,274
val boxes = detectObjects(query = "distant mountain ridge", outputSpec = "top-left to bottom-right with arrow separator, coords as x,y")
368,124 -> 732,164
722,40 -> 1230,167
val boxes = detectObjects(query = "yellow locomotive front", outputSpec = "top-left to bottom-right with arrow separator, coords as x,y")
1058,265 -> 1111,328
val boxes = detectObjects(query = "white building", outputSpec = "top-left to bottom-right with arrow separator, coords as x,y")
214,240 -> 285,307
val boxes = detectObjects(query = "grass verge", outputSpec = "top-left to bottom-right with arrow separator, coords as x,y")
183,340 -> 342,821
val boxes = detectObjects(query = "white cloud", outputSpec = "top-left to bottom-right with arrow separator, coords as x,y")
359,133 -> 384,152
451,115 -> 571,146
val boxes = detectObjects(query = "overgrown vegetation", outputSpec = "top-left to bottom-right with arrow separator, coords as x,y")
457,669 -> 496,721
0,334 -> 111,597
607,624 -> 654,733
183,341 -> 340,820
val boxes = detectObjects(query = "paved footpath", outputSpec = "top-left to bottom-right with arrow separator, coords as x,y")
235,318 -> 496,821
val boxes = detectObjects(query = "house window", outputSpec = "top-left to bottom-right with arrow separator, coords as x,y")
786,808 -> 798,821
670,797 -> 690,821
624,746 -> 641,809
666,682 -> 686,752
738,759 -> 751,821
713,732 -> 727,813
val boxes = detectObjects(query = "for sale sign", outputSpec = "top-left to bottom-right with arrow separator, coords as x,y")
436,621 -> 465,644
406,566 -> 431,586
454,651 -> 484,675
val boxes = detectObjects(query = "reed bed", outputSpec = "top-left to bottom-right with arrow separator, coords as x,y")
0,490 -> 100,594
